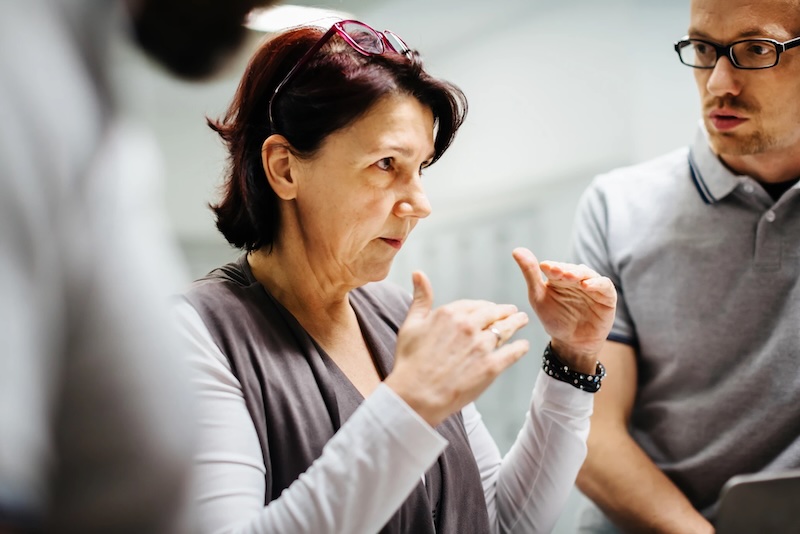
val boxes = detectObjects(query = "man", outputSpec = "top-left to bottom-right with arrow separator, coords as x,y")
571,0 -> 800,531
0,0 -> 274,532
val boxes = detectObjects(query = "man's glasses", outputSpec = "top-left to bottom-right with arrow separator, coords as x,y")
268,20 -> 413,130
674,35 -> 800,69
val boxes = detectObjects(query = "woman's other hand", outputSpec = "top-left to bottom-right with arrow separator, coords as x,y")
385,272 -> 530,427
513,247 -> 616,375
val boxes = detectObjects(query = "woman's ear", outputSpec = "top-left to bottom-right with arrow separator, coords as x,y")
262,135 -> 297,200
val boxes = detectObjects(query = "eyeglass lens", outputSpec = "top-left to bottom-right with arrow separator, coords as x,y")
382,31 -> 409,54
340,21 -> 384,54
339,21 -> 410,56
681,40 -> 779,68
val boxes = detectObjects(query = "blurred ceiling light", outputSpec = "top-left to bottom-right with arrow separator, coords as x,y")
245,5 -> 351,33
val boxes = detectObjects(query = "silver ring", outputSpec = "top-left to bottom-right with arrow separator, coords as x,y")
490,327 -> 503,348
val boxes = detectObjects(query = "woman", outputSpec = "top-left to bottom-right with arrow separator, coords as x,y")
174,20 -> 616,534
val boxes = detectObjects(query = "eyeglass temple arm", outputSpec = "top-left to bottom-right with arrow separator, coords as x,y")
269,25 -> 338,126
781,36 -> 800,52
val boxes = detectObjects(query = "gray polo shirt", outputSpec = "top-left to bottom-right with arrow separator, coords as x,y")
572,126 -> 800,516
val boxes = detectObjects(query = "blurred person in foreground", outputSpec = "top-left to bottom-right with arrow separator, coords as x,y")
0,0 -> 278,532
174,19 -> 617,533
573,0 -> 800,532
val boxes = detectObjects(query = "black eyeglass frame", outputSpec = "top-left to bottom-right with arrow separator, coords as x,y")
674,35 -> 800,70
267,20 -> 413,130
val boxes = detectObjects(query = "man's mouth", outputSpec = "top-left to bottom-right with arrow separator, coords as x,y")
708,109 -> 748,131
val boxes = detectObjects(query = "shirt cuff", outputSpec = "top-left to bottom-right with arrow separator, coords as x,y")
533,371 -> 595,416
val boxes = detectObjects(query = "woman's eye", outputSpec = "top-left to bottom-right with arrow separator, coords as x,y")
376,157 -> 393,171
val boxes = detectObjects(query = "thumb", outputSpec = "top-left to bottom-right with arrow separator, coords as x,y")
512,247 -> 545,301
406,271 -> 434,320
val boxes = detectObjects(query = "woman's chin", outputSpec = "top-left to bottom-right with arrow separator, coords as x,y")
359,263 -> 394,285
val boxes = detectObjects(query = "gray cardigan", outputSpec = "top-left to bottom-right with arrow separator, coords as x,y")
185,255 -> 491,533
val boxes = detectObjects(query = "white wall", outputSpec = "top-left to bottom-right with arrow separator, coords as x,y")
115,1 -> 698,531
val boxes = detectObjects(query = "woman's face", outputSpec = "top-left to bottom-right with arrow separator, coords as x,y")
291,94 -> 435,287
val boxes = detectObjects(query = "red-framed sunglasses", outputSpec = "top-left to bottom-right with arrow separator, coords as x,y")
268,20 -> 414,129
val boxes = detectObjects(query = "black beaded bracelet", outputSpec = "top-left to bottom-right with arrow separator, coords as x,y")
542,343 -> 606,393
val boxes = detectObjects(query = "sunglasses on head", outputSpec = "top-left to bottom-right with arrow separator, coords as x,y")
268,20 -> 414,130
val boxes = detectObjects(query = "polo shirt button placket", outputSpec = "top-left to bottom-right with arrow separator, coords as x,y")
755,209 -> 781,270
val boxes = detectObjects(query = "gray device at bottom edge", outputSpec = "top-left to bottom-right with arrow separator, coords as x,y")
715,469 -> 800,534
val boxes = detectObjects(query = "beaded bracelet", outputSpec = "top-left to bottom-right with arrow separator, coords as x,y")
542,343 -> 606,393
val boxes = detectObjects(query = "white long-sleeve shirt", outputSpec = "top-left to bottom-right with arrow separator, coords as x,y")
174,300 -> 593,534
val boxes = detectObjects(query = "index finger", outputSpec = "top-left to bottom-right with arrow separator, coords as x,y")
539,261 -> 602,282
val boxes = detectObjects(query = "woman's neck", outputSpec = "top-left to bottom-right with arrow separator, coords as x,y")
247,247 -> 356,338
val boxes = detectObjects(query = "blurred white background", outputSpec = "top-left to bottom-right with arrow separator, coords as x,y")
114,0 -> 695,530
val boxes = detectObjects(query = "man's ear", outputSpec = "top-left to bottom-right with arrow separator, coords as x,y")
262,135 -> 297,200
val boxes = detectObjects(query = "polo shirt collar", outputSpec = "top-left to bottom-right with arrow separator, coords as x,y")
688,123 -> 740,205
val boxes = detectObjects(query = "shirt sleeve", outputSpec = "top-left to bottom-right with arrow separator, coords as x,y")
571,177 -> 636,345
173,299 -> 448,534
466,373 -> 594,534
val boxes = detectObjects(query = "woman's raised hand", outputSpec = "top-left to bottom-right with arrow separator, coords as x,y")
512,247 -> 616,375
385,271 -> 529,427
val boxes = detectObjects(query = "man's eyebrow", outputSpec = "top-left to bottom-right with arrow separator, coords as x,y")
688,27 -> 777,40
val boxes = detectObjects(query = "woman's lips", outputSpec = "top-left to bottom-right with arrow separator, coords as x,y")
380,237 -> 403,250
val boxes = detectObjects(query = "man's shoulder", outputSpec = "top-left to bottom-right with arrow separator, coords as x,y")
593,146 -> 690,192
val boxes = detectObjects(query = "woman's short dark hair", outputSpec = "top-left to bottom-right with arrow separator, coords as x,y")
209,25 -> 468,251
